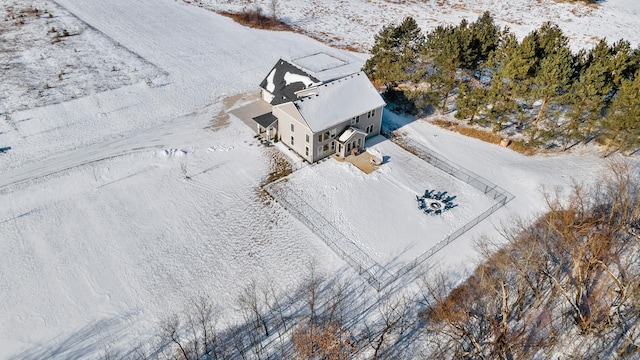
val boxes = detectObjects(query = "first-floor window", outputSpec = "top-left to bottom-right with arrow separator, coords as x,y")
290,136 -> 294,146
305,146 -> 309,156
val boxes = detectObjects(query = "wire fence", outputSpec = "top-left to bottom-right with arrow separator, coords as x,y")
263,136 -> 514,291
263,183 -> 391,290
377,136 -> 515,288
393,137 -> 515,203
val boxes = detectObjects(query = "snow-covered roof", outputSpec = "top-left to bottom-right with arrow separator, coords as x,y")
293,72 -> 386,133
291,53 -> 363,83
338,126 -> 367,143
259,59 -> 320,105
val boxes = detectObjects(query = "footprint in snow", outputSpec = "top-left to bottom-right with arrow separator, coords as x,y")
160,148 -> 187,158
207,144 -> 233,152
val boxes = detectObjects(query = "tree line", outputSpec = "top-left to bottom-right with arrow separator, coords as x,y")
364,13 -> 640,156
422,161 -> 640,358
101,263 -> 422,360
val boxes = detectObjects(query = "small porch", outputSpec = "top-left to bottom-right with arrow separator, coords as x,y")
335,127 -> 367,158
227,95 -> 277,141
253,112 -> 278,141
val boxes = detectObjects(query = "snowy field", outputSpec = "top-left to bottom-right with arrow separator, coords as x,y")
1,0 -> 638,358
0,0 -> 162,116
192,0 -> 640,51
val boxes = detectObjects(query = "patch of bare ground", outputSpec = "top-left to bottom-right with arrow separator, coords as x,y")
218,9 -> 293,31
212,8 -> 364,52
430,118 -> 538,156
261,145 -> 293,186
207,112 -> 230,132
555,0 -> 599,9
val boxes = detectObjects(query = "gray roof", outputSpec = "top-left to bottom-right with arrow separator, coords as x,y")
292,72 -> 386,133
259,59 -> 320,105
253,112 -> 278,128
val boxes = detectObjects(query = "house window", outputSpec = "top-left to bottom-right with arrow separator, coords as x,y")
290,136 -> 294,146
330,142 -> 335,151
306,134 -> 309,143
318,130 -> 336,143
366,125 -> 374,133
305,146 -> 309,156
350,116 -> 360,125
291,123 -> 294,132
323,143 -> 329,152
372,109 -> 376,117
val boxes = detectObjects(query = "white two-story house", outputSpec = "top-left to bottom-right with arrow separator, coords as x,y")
254,59 -> 385,163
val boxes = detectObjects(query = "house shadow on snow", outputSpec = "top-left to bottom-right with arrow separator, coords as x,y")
380,89 -> 434,137
380,109 -> 426,138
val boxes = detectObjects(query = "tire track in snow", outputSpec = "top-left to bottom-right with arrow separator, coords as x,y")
0,114 -> 216,192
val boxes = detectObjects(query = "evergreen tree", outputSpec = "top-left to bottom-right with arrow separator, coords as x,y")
601,72 -> 640,156
530,24 -> 574,144
565,40 -> 614,148
609,40 -> 637,88
488,31 -> 536,132
468,12 -> 500,73
423,24 -> 462,113
455,81 -> 487,125
363,17 -> 424,88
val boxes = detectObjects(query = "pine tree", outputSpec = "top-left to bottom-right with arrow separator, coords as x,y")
488,31 -> 536,132
530,24 -> 574,144
363,17 -> 424,88
609,40 -> 637,89
565,40 -> 614,149
468,12 -> 500,73
455,81 -> 487,125
601,72 -> 640,156
423,24 -> 461,113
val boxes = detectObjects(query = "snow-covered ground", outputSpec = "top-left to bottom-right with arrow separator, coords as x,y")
0,0 -> 162,116
0,0 -> 637,358
266,138 -> 497,275
191,0 -> 640,51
